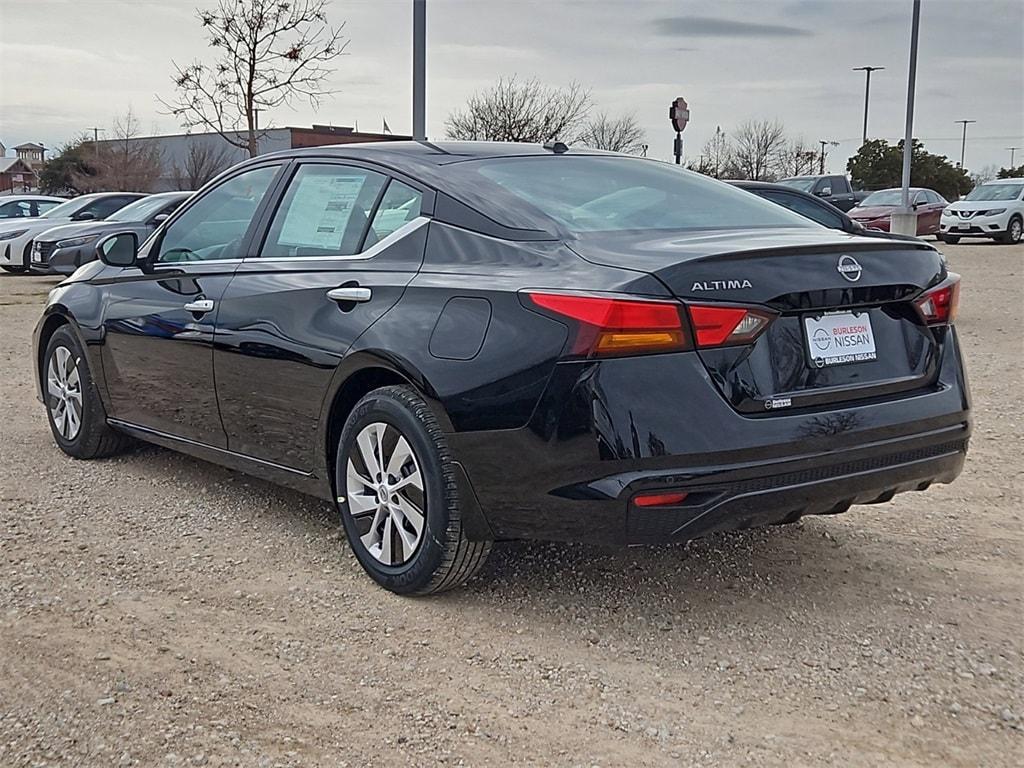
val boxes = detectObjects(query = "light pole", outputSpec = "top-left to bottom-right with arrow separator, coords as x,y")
412,0 -> 426,141
893,0 -> 921,236
852,66 -> 884,145
1007,146 -> 1019,167
955,119 -> 976,169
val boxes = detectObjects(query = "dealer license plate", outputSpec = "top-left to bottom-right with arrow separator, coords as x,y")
804,312 -> 877,368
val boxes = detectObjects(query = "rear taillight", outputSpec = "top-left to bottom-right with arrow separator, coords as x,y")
633,491 -> 689,507
687,304 -> 777,348
914,273 -> 960,325
525,292 -> 690,357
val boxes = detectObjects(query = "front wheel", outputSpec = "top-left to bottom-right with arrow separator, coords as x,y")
336,386 -> 491,595
43,326 -> 132,458
997,216 -> 1022,245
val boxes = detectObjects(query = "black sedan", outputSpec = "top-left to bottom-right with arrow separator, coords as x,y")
31,191 -> 192,275
728,180 -> 921,241
33,142 -> 970,594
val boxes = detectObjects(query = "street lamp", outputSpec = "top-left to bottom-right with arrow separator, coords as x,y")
817,139 -> 839,174
1007,147 -> 1019,167
954,119 -> 976,169
852,66 -> 884,145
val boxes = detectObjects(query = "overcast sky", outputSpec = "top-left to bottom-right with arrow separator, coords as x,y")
1,0 -> 1021,174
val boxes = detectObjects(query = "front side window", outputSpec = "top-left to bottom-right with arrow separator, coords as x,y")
81,195 -> 139,220
460,156 -> 812,234
108,195 -> 179,223
365,180 -> 422,246
157,166 -> 278,263
36,201 -> 61,214
261,164 -> 386,258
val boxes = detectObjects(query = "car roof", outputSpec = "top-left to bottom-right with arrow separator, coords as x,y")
982,177 -> 1023,183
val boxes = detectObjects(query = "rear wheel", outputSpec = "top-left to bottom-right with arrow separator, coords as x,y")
997,215 -> 1022,244
940,234 -> 961,245
43,326 -> 131,458
336,385 -> 491,595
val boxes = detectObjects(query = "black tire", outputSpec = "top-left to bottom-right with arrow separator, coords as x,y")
940,234 -> 961,245
1,265 -> 21,273
996,215 -> 1022,245
43,325 -> 132,459
335,385 -> 491,595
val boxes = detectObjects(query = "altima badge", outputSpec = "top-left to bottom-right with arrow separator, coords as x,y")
837,255 -> 863,282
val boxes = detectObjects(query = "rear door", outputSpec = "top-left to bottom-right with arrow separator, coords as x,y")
213,160 -> 432,472
99,164 -> 284,445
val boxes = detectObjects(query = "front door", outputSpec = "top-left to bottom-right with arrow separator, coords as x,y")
100,164 -> 283,445
213,161 -> 430,471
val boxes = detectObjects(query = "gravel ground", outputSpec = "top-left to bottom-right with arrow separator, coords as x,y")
1,240 -> 1021,767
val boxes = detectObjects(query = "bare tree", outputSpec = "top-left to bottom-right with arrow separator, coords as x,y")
690,126 -> 734,178
731,119 -> 787,180
172,140 -> 235,190
161,0 -> 348,157
776,137 -> 818,178
74,109 -> 162,192
445,77 -> 592,143
578,112 -> 646,154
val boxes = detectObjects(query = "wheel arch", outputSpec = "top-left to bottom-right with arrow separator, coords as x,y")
35,308 -> 76,400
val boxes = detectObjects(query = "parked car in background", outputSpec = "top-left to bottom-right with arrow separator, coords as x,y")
728,181 -> 921,241
939,178 -> 1024,244
0,192 -> 145,273
848,188 -> 948,237
776,174 -> 867,211
31,191 -> 192,275
0,195 -> 65,220
34,142 -> 968,595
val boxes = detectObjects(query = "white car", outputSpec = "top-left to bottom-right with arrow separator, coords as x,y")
0,192 -> 144,273
940,178 -> 1024,245
0,195 -> 65,221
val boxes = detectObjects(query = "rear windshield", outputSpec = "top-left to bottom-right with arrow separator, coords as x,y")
776,177 -> 816,192
454,156 -> 814,234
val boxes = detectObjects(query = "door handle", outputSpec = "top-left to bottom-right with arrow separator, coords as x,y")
183,299 -> 215,314
326,287 -> 372,303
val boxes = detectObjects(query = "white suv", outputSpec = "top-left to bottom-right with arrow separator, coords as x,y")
940,178 -> 1024,245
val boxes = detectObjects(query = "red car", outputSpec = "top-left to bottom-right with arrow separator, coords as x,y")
848,188 -> 948,236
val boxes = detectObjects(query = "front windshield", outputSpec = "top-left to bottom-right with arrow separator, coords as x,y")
860,190 -> 906,207
964,183 -> 1023,202
108,195 -> 175,222
776,177 -> 816,192
41,196 -> 92,218
468,156 -> 814,234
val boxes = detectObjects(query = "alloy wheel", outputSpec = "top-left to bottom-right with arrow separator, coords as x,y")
345,421 -> 426,565
1011,218 -> 1022,243
47,345 -> 82,440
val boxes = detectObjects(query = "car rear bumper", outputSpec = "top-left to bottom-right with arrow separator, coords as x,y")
449,332 -> 970,545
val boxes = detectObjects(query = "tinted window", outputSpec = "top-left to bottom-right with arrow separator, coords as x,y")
813,178 -> 832,194
365,180 -> 422,246
830,176 -> 848,193
157,166 -> 278,262
461,156 -> 811,234
777,177 -> 816,192
108,195 -> 182,223
82,195 -> 139,219
0,200 -> 32,218
262,164 -> 386,258
761,190 -> 842,229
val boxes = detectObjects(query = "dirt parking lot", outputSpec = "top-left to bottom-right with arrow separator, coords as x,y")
0,240 -> 1021,767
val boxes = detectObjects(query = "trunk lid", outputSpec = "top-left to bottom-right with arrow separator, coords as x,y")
569,228 -> 947,413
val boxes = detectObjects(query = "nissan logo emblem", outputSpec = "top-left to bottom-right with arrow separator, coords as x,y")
837,255 -> 862,282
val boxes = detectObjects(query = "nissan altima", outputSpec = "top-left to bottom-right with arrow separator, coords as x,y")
33,142 -> 970,594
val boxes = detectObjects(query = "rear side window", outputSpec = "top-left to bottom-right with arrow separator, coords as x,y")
0,200 -> 32,218
365,180 -> 422,246
459,156 -> 812,234
83,195 -> 139,219
37,201 -> 61,214
761,190 -> 840,228
830,176 -> 847,193
261,164 -> 387,258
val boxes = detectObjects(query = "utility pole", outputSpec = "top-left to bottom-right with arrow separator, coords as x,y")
1008,146 -> 1019,167
253,108 -> 263,131
955,119 -> 976,169
817,140 -> 838,174
412,0 -> 426,141
852,66 -> 884,145
88,127 -> 104,159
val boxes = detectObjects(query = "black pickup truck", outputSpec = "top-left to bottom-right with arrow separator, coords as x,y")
776,174 -> 868,212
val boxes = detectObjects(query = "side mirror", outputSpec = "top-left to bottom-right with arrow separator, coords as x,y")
95,232 -> 139,267
74,211 -> 97,221
850,220 -> 866,233
818,187 -> 832,197
152,212 -> 170,225
912,200 -> 922,209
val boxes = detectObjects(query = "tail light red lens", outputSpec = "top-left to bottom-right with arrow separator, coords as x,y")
633,491 -> 689,507
687,304 -> 777,348
914,273 -> 960,325
525,292 -> 690,357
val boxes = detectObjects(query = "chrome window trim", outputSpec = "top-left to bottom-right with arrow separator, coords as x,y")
249,215 -> 430,264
